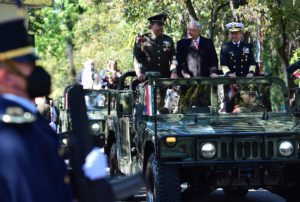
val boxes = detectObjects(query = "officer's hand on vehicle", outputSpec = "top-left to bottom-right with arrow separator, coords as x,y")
170,72 -> 178,79
182,72 -> 191,78
228,73 -> 236,78
137,73 -> 146,82
82,147 -> 108,180
246,72 -> 254,78
210,73 -> 219,78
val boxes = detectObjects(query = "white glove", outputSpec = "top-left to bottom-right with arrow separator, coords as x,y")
82,147 -> 108,180
49,122 -> 57,132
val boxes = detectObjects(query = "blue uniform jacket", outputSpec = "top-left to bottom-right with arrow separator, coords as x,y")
220,41 -> 256,76
0,97 -> 72,202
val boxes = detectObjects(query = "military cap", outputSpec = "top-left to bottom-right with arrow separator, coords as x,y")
226,22 -> 244,32
0,6 -> 38,62
148,13 -> 167,24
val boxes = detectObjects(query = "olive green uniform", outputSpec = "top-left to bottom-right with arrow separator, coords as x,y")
133,32 -> 177,78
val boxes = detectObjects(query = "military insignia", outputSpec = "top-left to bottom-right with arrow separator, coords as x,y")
163,41 -> 171,52
163,41 -> 171,46
143,41 -> 152,46
228,52 -> 235,56
136,35 -> 145,45
243,47 -> 250,54
136,35 -> 146,52
0,107 -> 36,124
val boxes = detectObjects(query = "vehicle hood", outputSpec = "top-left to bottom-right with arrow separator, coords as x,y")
151,113 -> 300,136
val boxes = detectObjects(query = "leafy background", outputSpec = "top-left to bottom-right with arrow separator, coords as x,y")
28,0 -> 300,98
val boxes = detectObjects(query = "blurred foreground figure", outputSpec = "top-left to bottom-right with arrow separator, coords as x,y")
0,6 -> 73,202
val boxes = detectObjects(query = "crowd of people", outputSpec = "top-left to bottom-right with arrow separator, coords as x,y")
35,96 -> 60,132
78,58 -> 122,90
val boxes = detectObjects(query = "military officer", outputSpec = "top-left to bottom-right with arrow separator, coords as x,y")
133,13 -> 178,82
220,22 -> 256,77
0,7 -> 73,202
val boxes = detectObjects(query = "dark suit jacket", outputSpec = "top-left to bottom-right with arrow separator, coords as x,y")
176,36 -> 218,77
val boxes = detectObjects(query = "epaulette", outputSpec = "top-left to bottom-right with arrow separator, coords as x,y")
0,107 -> 36,124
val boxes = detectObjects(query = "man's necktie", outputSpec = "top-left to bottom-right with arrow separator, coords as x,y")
193,40 -> 198,50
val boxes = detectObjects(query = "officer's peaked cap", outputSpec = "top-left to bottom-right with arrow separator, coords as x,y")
226,22 -> 244,32
148,13 -> 167,24
0,6 -> 38,62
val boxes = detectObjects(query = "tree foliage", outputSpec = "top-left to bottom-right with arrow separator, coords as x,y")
28,0 -> 300,97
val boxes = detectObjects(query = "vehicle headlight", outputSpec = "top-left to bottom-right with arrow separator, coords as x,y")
278,141 -> 294,157
200,142 -> 216,159
164,137 -> 177,148
91,123 -> 101,133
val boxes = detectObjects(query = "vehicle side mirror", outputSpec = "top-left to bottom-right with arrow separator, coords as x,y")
117,91 -> 133,117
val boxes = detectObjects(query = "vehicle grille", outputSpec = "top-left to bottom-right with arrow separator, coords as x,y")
217,139 -> 276,160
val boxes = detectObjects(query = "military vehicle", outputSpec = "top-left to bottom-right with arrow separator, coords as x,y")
106,72 -> 300,202
58,85 -> 117,160
58,84 -> 145,202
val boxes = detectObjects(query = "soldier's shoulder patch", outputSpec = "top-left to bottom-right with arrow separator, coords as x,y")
141,33 -> 151,39
0,107 -> 36,124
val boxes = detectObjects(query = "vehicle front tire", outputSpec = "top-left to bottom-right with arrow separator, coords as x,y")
145,154 -> 181,202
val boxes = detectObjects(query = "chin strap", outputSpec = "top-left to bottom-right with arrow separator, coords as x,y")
2,59 -> 27,79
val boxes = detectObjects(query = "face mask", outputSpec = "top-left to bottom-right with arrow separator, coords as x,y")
27,66 -> 51,98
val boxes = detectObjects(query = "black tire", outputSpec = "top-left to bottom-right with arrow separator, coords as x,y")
109,143 -> 120,176
276,187 -> 300,202
223,187 -> 248,198
145,154 -> 181,202
182,186 -> 212,201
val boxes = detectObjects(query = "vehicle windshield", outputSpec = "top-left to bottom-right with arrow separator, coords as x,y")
84,90 -> 116,119
151,77 -> 288,115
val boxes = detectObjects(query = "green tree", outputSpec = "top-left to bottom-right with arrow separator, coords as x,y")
28,0 -> 300,97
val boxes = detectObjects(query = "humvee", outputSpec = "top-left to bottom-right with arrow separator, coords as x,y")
106,73 -> 300,202
58,85 -> 117,160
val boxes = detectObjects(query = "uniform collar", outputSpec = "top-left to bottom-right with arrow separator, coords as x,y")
0,94 -> 37,113
150,31 -> 157,39
150,31 -> 163,39
232,41 -> 241,45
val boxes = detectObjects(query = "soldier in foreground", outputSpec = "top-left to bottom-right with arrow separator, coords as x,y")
133,13 -> 178,82
0,12 -> 73,201
220,22 -> 256,77
0,4 -> 116,201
